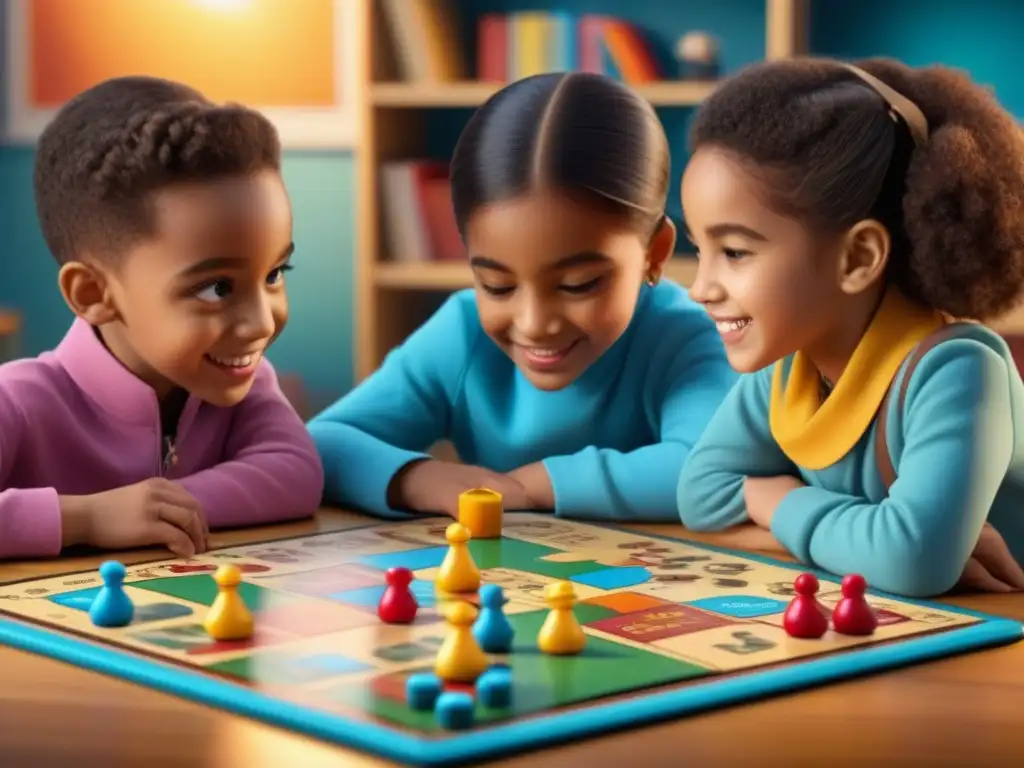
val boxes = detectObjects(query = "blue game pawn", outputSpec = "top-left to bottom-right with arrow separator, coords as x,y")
472,584 -> 514,653
89,561 -> 134,627
406,672 -> 443,711
434,691 -> 475,730
476,667 -> 512,709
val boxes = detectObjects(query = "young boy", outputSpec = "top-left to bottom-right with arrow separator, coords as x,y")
0,75 -> 324,560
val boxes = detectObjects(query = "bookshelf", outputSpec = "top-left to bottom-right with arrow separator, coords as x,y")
370,80 -> 718,108
354,0 -> 1024,383
352,0 -> 1024,382
352,0 -> 789,381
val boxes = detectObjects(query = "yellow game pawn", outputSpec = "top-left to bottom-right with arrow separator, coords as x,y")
436,522 -> 480,593
538,581 -> 586,655
435,601 -> 490,683
458,488 -> 504,539
204,564 -> 254,641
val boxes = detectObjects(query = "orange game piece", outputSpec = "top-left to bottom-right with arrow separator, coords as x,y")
458,488 -> 503,539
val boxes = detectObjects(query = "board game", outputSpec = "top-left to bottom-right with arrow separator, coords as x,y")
0,513 -> 1019,766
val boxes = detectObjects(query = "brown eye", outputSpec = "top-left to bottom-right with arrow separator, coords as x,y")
560,276 -> 602,294
480,284 -> 514,296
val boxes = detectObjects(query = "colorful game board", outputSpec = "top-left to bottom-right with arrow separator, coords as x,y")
0,514 -> 1019,766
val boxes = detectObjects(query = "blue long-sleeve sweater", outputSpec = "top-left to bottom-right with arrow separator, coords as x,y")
309,281 -> 737,522
677,311 -> 1024,598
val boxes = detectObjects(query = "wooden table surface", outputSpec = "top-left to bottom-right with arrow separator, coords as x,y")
1,507 -> 1022,768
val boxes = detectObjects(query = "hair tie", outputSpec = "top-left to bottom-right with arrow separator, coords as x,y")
841,63 -> 929,148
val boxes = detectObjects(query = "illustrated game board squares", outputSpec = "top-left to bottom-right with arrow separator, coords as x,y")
582,591 -> 673,615
329,578 -> 438,610
0,513 -> 1017,768
686,594 -> 789,619
587,604 -> 737,643
131,574 -> 301,611
653,623 -> 812,671
256,599 -> 381,637
570,565 -> 653,590
358,546 -> 450,572
211,649 -> 373,685
253,563 -> 385,596
129,622 -> 291,655
48,587 -> 194,623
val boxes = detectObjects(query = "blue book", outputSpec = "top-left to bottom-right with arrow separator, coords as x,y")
549,11 -> 577,71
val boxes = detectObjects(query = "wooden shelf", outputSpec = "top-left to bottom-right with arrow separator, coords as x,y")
354,0 -> 814,380
371,80 -> 717,108
372,260 -> 1024,334
374,257 -> 699,290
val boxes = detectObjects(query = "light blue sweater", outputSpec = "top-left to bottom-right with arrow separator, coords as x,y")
309,281 -> 737,522
676,324 -> 1024,598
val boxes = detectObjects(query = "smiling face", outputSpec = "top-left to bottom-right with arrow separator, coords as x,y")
82,170 -> 293,406
680,147 -> 849,373
465,190 -> 674,390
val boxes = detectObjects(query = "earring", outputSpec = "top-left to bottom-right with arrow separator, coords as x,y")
645,269 -> 661,286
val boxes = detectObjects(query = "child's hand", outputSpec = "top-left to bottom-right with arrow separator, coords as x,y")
743,475 -> 804,528
389,459 -> 529,518
505,462 -> 555,510
958,523 -> 1024,593
60,479 -> 209,558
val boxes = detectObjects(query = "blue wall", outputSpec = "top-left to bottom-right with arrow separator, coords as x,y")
0,147 -> 354,408
0,0 -> 1020,402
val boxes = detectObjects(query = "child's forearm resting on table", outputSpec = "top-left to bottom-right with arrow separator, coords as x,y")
176,362 -> 324,528
678,345 -> 1011,597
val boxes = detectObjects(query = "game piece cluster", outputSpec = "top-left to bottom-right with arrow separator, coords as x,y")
376,489 -> 588,730
81,488 -> 880,737
88,559 -> 256,643
783,572 -> 878,638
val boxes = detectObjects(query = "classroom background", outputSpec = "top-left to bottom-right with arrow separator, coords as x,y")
0,0 -> 1021,417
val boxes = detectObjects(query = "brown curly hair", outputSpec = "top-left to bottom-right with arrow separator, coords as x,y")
689,56 -> 1024,321
34,75 -> 281,266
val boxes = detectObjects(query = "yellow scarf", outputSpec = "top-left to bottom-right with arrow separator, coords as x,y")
769,289 -> 945,469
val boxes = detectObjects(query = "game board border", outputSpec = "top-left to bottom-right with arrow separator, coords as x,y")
0,515 -> 1020,767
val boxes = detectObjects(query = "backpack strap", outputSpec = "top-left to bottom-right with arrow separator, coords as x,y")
874,323 -> 971,492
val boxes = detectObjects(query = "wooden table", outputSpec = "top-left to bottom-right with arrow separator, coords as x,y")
1,507 -> 1022,768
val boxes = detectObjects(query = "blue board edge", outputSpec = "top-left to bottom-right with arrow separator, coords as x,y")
0,615 -> 1018,766
0,514 -> 1020,766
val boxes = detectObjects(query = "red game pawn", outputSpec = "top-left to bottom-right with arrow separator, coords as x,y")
378,566 -> 418,624
832,573 -> 877,635
783,572 -> 829,639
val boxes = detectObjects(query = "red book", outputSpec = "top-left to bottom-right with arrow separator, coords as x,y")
477,14 -> 507,82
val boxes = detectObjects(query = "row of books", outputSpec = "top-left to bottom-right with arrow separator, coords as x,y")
378,0 -> 660,84
380,160 -> 464,264
478,12 -> 660,84
379,0 -> 466,83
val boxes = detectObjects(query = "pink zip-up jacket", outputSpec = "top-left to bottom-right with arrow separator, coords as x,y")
0,319 -> 325,559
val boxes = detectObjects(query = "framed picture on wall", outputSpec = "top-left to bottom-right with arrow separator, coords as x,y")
1,0 -> 361,148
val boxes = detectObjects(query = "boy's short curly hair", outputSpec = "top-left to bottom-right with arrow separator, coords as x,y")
34,75 -> 282,266
689,56 -> 1024,322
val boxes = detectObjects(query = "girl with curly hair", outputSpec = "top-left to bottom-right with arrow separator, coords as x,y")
676,57 -> 1024,598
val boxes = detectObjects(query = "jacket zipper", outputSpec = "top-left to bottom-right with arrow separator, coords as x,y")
157,394 -> 198,477
162,435 -> 178,475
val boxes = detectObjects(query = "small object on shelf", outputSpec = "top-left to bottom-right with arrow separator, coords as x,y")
675,31 -> 720,81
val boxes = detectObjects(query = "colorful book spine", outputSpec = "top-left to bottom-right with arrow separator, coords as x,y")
477,14 -> 507,82
577,15 -> 606,73
510,12 -> 550,80
380,0 -> 467,82
380,160 -> 464,263
549,11 -> 576,72
479,13 -> 659,84
601,19 -> 661,83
